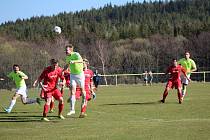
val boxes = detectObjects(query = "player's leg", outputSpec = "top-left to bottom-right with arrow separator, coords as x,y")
53,89 -> 65,119
67,78 -> 77,116
79,87 -> 87,118
181,74 -> 189,99
42,95 -> 52,121
175,80 -> 183,104
4,92 -> 20,113
161,81 -> 172,103
49,96 -> 55,113
177,87 -> 182,104
75,73 -> 87,118
21,88 -> 41,105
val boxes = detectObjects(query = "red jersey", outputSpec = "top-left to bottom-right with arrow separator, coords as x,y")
76,68 -> 94,100
38,66 -> 64,91
84,69 -> 94,87
167,65 -> 186,81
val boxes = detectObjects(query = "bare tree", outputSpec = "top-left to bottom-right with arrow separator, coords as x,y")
95,39 -> 110,85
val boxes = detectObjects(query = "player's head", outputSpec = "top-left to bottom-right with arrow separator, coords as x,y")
83,58 -> 89,69
65,44 -> 74,55
185,51 -> 190,59
172,58 -> 178,66
13,64 -> 20,73
50,59 -> 58,70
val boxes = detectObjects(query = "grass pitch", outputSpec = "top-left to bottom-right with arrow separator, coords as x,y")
0,83 -> 210,140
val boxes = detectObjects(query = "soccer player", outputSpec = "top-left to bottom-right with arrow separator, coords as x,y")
36,59 -> 65,121
75,59 -> 96,118
178,51 -> 197,100
64,44 -> 86,118
148,71 -> 153,86
143,71 -> 148,86
160,59 -> 190,104
93,69 -> 100,90
3,64 -> 41,113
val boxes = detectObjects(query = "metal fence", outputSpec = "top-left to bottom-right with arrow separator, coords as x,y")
98,71 -> 210,86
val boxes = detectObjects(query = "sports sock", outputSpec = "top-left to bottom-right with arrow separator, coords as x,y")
81,91 -> 87,113
43,104 -> 49,117
8,99 -> 16,111
70,95 -> 76,111
58,103 -> 64,115
182,85 -> 187,97
162,89 -> 168,101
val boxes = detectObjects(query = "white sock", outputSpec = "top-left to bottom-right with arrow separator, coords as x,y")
8,99 -> 16,111
70,95 -> 76,111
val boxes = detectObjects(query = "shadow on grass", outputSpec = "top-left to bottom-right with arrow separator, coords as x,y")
101,101 -> 160,106
0,112 -> 61,122
101,100 -> 182,106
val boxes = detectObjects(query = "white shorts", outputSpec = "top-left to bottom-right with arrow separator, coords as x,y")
70,72 -> 85,89
16,86 -> 27,98
180,74 -> 190,85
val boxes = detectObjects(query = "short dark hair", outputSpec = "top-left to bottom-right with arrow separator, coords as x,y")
13,64 -> 19,68
50,59 -> 58,64
65,44 -> 74,49
172,58 -> 177,61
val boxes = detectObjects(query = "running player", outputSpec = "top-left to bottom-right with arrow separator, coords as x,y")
178,51 -> 197,100
36,59 -> 65,121
75,59 -> 96,118
64,44 -> 86,118
160,59 -> 190,104
3,64 -> 41,113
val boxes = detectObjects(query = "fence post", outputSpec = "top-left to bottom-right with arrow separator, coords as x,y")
115,75 -> 118,86
204,72 -> 206,83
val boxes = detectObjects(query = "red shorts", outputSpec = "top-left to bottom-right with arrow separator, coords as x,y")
75,88 -> 91,101
166,79 -> 181,89
43,88 -> 63,100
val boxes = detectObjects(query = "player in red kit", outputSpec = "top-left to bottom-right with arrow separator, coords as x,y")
160,59 -> 190,104
75,59 -> 96,118
36,59 -> 65,121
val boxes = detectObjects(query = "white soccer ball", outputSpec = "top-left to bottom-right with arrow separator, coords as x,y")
53,26 -> 62,34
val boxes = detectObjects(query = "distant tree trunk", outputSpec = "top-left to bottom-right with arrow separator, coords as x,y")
95,39 -> 108,85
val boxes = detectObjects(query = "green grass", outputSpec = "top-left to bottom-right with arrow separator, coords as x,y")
0,83 -> 210,140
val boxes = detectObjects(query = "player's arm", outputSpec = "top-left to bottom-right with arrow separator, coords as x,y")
58,70 -> 66,87
17,71 -> 28,79
33,79 -> 38,87
181,67 -> 191,82
191,61 -> 197,72
37,70 -> 47,91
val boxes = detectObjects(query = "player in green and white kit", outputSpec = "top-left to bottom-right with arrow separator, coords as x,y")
64,44 -> 87,118
178,52 -> 197,100
3,64 -> 41,113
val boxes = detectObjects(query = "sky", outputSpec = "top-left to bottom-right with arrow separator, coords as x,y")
0,0 -> 153,24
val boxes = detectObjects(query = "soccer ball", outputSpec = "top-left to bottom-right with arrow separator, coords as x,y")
53,26 -> 62,34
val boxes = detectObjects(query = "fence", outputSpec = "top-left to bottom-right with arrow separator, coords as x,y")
0,71 -> 210,89
99,71 -> 210,86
